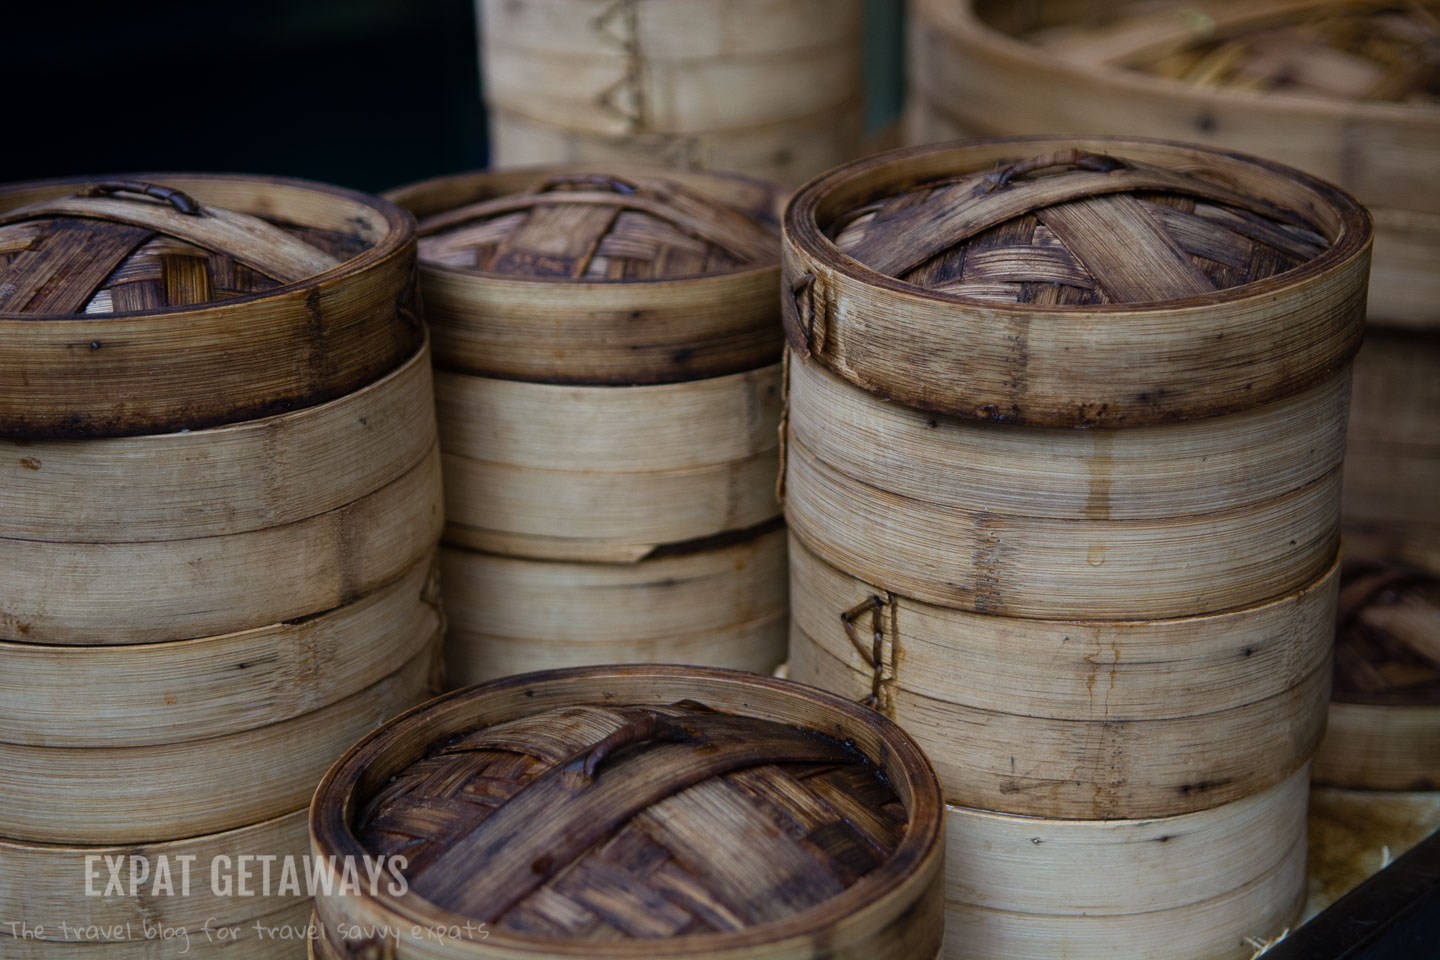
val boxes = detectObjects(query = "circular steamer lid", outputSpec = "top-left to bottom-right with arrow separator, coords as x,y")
310,666 -> 944,960
388,168 -> 784,384
0,175 -> 418,439
783,136 -> 1372,426
1332,565 -> 1440,707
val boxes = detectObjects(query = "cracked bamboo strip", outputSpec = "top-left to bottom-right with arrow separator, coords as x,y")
385,166 -> 782,385
906,0 -> 1438,328
436,365 -> 781,562
0,341 -> 434,543
0,810 -> 309,941
781,138 -> 1370,428
788,535 -> 1336,818
0,641 -> 441,845
0,443 -> 444,645
478,0 -> 864,184
0,555 -> 440,748
789,350 -> 1350,520
786,436 -> 1341,619
440,526 -> 787,686
0,174 -> 419,438
309,666 -> 945,960
0,902 -> 312,958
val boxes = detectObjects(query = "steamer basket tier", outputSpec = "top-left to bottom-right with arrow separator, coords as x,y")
309,666 -> 945,960
0,174 -> 420,438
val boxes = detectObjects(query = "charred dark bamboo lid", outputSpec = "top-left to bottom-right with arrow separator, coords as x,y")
387,168 -> 785,384
309,666 -> 944,960
1333,565 -> 1440,707
783,136 -> 1372,426
0,174 -> 418,438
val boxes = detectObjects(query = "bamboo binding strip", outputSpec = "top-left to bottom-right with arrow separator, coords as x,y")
0,174 -> 419,438
309,666 -> 945,960
0,641 -> 441,845
386,167 -> 783,385
442,525 -> 787,686
789,535 -> 1335,818
907,0 -> 1440,329
439,365 -> 781,560
478,0 -> 865,185
942,767 -> 1309,960
0,554 -> 440,748
781,137 -> 1370,427
1313,566 -> 1440,790
0,442 -> 444,645
0,809 -> 309,940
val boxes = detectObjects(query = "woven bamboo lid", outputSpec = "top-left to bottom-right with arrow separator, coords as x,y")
388,167 -> 784,384
783,136 -> 1371,426
0,174 -> 418,438
310,666 -> 944,959
1333,565 -> 1440,707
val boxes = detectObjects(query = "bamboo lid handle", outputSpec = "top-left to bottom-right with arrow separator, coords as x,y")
559,711 -> 699,786
983,149 -> 1126,191
78,180 -> 201,216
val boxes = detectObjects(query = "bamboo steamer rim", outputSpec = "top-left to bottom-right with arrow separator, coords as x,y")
310,665 -> 944,958
782,135 -> 1371,424
0,172 -> 414,318
390,165 -> 782,286
924,0 -> 1440,124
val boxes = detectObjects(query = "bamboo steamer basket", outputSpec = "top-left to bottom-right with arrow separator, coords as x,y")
0,175 -> 419,438
478,0 -> 865,185
309,666 -> 945,960
788,534 -> 1335,818
0,809 -> 308,945
781,137 -> 1368,619
0,903 -> 311,958
436,364 -> 781,561
1314,566 -> 1440,789
906,0 -> 1439,330
942,766 -> 1308,960
0,641 -> 442,845
0,555 -> 441,748
441,525 -> 787,687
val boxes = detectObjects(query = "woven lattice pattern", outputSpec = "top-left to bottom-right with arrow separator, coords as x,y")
415,174 -> 778,281
831,155 -> 1330,305
354,702 -> 906,938
1333,566 -> 1440,705
0,216 -> 368,315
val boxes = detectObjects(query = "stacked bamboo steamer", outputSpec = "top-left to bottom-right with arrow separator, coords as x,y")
477,0 -> 866,185
782,138 -> 1371,958
386,167 -> 788,687
0,176 -> 444,957
906,0 -> 1440,797
309,665 -> 945,959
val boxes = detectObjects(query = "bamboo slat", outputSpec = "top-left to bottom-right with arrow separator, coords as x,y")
0,174 -> 420,438
941,767 -> 1309,960
0,341 -> 434,542
0,810 -> 309,940
386,166 -> 783,384
0,443 -> 444,645
789,536 -> 1335,818
309,666 -> 945,960
439,364 -> 780,560
0,555 -> 441,747
789,350 -> 1350,520
907,0 -> 1438,329
478,0 -> 864,184
0,903 -> 311,959
0,642 -> 440,845
1314,565 -> 1440,789
786,435 -> 1341,619
781,137 -> 1370,427
441,526 -> 787,686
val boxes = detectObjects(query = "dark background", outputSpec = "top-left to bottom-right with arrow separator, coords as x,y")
4,0 -> 905,194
